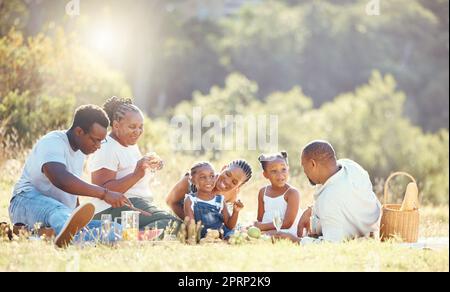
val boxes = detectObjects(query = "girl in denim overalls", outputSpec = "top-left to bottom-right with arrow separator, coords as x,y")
184,162 -> 245,239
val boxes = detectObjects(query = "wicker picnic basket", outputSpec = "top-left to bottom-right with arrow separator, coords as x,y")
380,172 -> 420,243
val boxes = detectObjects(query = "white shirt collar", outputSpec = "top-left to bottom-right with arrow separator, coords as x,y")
314,163 -> 344,200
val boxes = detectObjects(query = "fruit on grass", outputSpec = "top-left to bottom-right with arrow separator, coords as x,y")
200,229 -> 223,244
228,231 -> 246,245
247,226 -> 261,239
205,229 -> 220,240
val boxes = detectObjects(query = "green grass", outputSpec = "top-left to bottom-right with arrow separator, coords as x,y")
0,156 -> 448,272
0,238 -> 448,272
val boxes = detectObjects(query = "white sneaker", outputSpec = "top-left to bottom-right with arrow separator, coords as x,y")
55,203 -> 95,248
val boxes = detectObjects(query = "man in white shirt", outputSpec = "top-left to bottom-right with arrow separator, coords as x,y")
275,140 -> 381,243
9,105 -> 131,247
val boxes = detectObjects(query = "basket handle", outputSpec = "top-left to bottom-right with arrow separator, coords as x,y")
383,171 -> 417,205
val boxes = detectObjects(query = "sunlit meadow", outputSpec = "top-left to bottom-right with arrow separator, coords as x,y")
0,150 -> 448,272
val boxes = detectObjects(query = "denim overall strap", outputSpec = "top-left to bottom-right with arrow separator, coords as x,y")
193,196 -> 224,238
214,195 -> 223,210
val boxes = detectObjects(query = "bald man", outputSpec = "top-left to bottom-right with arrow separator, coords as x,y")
276,140 -> 381,243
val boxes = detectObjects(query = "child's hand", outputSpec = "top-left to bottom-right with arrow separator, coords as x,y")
233,200 -> 244,212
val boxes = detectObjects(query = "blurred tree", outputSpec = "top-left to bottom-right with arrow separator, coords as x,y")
0,0 -> 28,36
286,69 -> 450,204
218,1 -> 308,95
0,28 -> 131,147
218,0 -> 449,131
1,0 -> 448,203
150,17 -> 227,114
171,71 -> 449,204
4,0 -> 446,131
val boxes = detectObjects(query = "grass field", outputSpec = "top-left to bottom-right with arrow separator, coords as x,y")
0,157 -> 448,272
1,237 -> 448,272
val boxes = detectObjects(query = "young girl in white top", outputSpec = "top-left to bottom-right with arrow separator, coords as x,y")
254,151 -> 302,236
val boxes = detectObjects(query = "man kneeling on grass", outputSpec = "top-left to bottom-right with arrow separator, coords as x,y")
8,105 -> 131,248
274,140 -> 381,243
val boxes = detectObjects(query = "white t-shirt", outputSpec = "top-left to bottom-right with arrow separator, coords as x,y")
312,159 -> 382,242
12,130 -> 85,210
88,136 -> 152,213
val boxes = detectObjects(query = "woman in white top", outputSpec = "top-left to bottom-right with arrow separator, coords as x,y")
89,96 -> 180,230
254,151 -> 302,236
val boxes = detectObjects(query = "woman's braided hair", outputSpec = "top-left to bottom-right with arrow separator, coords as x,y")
227,159 -> 252,184
103,96 -> 140,127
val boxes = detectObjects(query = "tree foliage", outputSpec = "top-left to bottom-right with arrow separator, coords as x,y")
0,28 -> 131,146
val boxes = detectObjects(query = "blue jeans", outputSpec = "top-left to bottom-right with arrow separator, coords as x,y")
9,188 -> 118,243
